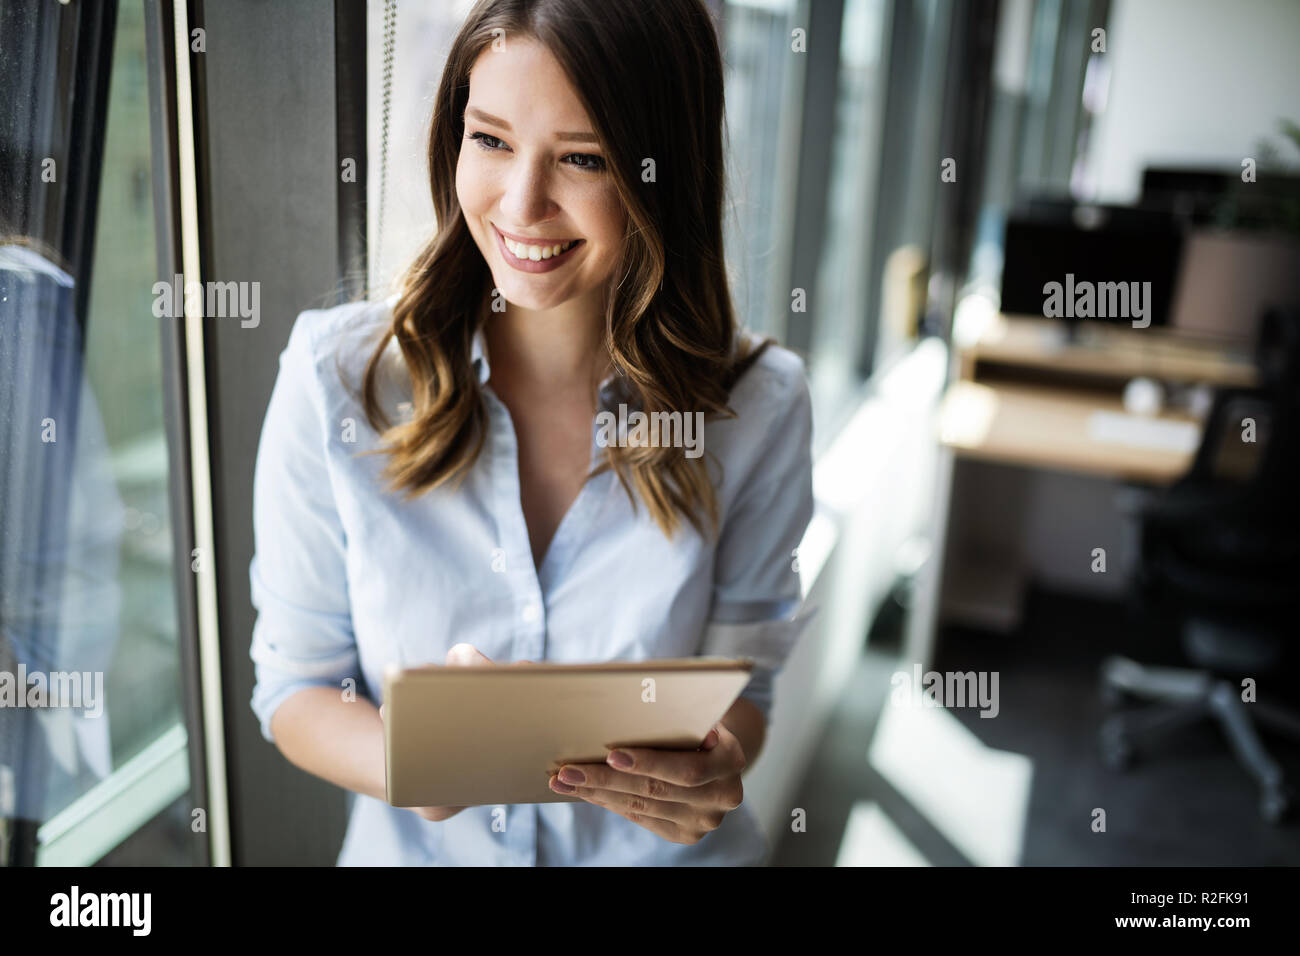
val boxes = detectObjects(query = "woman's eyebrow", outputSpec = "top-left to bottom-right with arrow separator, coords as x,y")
465,107 -> 599,144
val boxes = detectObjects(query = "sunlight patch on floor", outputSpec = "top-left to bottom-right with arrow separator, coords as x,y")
867,699 -> 1033,866
834,800 -> 931,866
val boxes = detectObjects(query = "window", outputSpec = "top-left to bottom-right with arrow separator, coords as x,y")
366,0 -> 474,295
807,0 -> 890,423
805,0 -> 954,436
0,0 -> 198,866
965,0 -> 1107,298
721,0 -> 802,338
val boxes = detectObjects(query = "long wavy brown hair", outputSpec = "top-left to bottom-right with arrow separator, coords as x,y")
358,0 -> 770,538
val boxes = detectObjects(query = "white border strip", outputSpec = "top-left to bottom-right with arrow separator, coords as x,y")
173,0 -> 232,868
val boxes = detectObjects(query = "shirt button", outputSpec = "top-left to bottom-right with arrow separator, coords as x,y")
521,602 -> 541,624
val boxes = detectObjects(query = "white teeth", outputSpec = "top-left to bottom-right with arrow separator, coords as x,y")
502,234 -> 578,260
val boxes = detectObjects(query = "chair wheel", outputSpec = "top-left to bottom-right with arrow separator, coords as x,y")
1261,787 -> 1292,825
1100,723 -> 1135,770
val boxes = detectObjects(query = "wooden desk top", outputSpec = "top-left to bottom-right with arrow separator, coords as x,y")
957,314 -> 1257,387
939,380 -> 1200,485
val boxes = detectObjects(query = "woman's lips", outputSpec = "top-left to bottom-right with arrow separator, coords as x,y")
492,224 -> 584,274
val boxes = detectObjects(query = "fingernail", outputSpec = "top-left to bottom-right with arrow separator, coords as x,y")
550,777 -> 576,794
607,750 -> 634,769
559,767 -> 585,785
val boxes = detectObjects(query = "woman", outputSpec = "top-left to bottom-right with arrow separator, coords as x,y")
249,0 -> 813,865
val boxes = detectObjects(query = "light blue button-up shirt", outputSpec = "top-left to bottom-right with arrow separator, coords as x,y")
248,296 -> 814,865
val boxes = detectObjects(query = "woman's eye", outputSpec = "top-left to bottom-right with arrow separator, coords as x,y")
468,131 -> 506,151
564,153 -> 606,172
468,132 -> 603,172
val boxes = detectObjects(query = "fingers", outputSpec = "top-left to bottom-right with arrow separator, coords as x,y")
600,727 -> 746,788
576,788 -> 692,843
550,763 -> 691,804
549,774 -> 731,845
446,643 -> 493,666
549,756 -> 744,813
550,775 -> 681,821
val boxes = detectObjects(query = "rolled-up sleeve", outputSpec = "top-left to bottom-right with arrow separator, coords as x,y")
701,355 -> 816,722
248,311 -> 359,744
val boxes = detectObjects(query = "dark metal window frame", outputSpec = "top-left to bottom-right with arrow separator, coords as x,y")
925,0 -> 1001,345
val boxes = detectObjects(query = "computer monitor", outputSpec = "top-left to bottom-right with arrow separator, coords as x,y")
999,202 -> 1184,332
1141,165 -> 1300,231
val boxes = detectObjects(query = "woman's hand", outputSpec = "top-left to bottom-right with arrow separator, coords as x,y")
381,642 -> 496,822
547,723 -> 747,845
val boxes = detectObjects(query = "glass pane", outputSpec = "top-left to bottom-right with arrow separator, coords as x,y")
722,0 -> 799,337
807,0 -> 888,413
967,0 -> 1081,297
0,0 -> 196,865
870,0 -> 949,372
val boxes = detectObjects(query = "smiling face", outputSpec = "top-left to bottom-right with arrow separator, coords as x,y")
455,38 -> 627,314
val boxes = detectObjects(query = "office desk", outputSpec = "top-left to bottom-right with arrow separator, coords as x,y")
942,314 -> 1256,484
939,381 -> 1201,485
906,315 -> 1257,658
953,313 -> 1257,388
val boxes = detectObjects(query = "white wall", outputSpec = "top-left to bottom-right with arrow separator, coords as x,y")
1088,0 -> 1300,203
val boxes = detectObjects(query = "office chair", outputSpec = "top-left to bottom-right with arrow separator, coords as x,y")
1099,306 -> 1300,824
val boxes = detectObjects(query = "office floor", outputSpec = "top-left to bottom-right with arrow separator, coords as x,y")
771,585 -> 1300,866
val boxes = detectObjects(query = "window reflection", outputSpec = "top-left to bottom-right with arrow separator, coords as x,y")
0,0 -> 195,866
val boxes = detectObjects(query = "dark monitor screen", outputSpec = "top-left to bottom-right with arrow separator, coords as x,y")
1141,167 -> 1236,203
1141,166 -> 1300,231
1000,207 -> 1184,328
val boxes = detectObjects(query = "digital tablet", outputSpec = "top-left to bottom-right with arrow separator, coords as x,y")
382,658 -> 754,807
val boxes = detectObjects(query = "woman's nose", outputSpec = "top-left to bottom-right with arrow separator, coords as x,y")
499,160 -> 557,225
